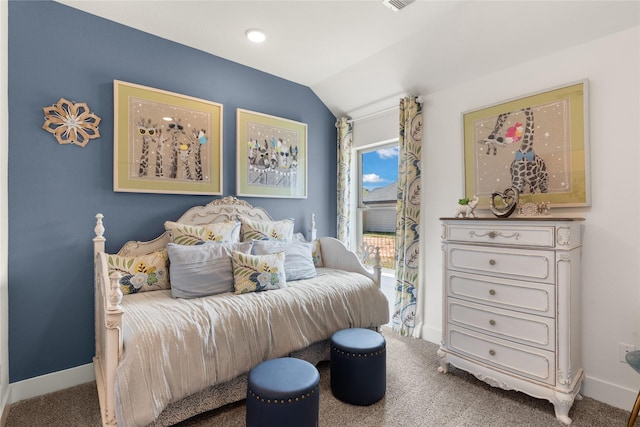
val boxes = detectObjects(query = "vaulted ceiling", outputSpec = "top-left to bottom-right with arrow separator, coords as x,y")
57,1 -> 639,117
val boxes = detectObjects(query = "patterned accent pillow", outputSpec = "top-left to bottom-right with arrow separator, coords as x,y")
164,220 -> 241,245
167,242 -> 253,299
240,218 -> 294,242
231,251 -> 286,294
252,240 -> 316,281
106,249 -> 170,295
311,240 -> 323,267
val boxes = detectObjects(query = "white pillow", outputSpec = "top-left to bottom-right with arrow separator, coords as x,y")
252,240 -> 317,281
167,241 -> 252,298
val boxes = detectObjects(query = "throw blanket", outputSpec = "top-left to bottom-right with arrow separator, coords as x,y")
115,268 -> 389,426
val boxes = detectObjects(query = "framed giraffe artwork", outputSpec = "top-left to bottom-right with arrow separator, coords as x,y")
462,80 -> 590,209
113,80 -> 223,195
236,108 -> 307,198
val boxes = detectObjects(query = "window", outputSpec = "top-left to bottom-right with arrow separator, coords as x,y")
359,143 -> 399,208
357,142 -> 398,270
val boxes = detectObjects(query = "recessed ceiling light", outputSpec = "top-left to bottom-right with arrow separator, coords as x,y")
245,29 -> 266,43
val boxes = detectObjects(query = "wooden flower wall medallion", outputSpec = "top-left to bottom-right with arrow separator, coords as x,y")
42,98 -> 101,147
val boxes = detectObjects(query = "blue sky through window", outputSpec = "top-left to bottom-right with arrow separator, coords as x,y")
362,146 -> 398,190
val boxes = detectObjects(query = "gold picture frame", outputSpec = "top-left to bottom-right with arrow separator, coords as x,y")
236,108 -> 307,198
113,80 -> 223,195
463,80 -> 590,209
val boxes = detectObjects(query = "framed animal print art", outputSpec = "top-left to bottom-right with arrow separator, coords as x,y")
236,109 -> 307,198
462,80 -> 590,209
113,80 -> 223,195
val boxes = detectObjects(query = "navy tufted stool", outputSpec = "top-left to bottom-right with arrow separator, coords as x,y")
330,328 -> 386,406
246,357 -> 320,427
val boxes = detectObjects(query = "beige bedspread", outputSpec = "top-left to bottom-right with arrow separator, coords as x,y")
114,268 -> 389,426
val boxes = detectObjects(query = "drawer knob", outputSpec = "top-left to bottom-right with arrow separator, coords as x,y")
488,231 -> 497,239
489,349 -> 496,356
489,289 -> 496,296
489,259 -> 496,266
489,319 -> 496,326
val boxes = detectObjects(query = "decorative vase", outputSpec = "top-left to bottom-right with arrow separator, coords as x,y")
489,187 -> 519,218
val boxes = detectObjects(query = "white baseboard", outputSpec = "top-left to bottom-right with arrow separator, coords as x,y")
8,363 -> 95,404
2,358 -> 636,416
420,324 -> 441,345
582,373 -> 637,411
0,388 -> 9,427
417,325 -> 634,412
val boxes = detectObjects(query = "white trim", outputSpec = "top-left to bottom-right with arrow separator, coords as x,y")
1,358 -> 635,417
0,0 -> 10,423
581,374 -> 637,412
8,363 -> 95,404
347,105 -> 398,124
0,390 -> 9,427
420,325 -> 441,345
422,323 -> 636,412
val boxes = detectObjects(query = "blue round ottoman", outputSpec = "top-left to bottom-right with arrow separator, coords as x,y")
246,357 -> 320,427
330,328 -> 386,406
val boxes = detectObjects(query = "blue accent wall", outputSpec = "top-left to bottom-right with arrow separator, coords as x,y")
8,0 -> 337,382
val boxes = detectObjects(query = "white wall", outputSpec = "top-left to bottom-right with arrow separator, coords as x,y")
421,26 -> 640,410
1,0 -> 10,421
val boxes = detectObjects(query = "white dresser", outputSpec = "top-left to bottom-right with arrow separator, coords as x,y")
439,218 -> 584,425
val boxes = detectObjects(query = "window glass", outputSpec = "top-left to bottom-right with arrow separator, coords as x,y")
360,144 -> 398,207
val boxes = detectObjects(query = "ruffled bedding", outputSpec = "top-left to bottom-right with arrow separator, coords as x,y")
114,267 -> 389,426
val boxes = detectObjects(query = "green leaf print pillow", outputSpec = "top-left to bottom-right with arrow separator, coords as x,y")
106,249 -> 170,295
231,251 -> 286,294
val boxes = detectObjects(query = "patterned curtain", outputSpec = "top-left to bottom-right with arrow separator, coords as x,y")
393,96 -> 423,336
336,117 -> 353,247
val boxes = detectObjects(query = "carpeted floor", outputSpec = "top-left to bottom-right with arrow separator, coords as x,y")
5,328 -> 630,426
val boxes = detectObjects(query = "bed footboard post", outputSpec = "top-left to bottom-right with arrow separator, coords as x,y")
94,213 -> 105,256
93,213 -> 105,369
373,246 -> 382,288
308,213 -> 317,241
94,214 -> 123,426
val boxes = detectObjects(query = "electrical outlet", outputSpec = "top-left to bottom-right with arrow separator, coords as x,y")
619,343 -> 637,362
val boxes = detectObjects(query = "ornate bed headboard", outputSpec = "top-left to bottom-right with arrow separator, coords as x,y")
174,196 -> 274,225
115,196 -> 275,257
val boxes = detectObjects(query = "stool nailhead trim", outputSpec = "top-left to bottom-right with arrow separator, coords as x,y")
248,385 -> 318,404
331,346 -> 386,358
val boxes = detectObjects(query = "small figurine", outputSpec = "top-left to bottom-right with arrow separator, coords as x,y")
538,201 -> 551,216
455,195 -> 479,218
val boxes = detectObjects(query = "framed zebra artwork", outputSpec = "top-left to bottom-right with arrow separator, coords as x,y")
462,80 -> 590,210
113,80 -> 223,195
236,108 -> 307,199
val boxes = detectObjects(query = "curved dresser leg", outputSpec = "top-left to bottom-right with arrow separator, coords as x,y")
436,348 -> 448,373
552,394 -> 575,425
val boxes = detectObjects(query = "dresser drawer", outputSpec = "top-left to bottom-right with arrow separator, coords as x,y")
447,325 -> 555,385
445,223 -> 555,247
447,271 -> 555,317
448,298 -> 555,350
447,244 -> 555,284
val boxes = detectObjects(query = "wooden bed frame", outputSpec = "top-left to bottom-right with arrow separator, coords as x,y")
92,196 -> 381,426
